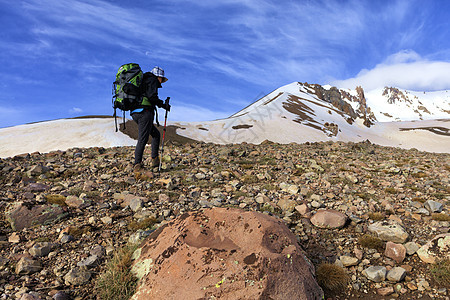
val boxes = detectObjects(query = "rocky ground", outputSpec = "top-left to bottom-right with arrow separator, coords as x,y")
0,140 -> 449,299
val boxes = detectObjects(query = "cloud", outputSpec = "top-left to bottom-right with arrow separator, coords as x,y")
69,107 -> 83,114
332,50 -> 450,91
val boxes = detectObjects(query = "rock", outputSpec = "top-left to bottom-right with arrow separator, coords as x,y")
64,267 -> 91,286
27,165 -> 50,176
368,220 -> 409,243
255,193 -> 269,204
129,198 -> 143,212
128,229 -> 153,244
310,209 -> 347,229
404,242 -> 420,255
377,286 -> 394,296
131,208 -> 323,299
19,293 -> 40,300
6,202 -> 67,231
52,291 -> 70,300
295,204 -> 310,216
424,200 -> 443,213
64,195 -> 85,208
277,198 -> 297,211
100,216 -> 113,225
362,266 -> 387,282
386,267 -> 406,282
15,257 -> 42,275
417,234 -> 450,263
25,182 -> 50,192
59,233 -> 74,243
77,255 -> 99,268
340,255 -> 359,267
8,232 -> 20,243
29,242 -> 52,257
384,242 -> 406,263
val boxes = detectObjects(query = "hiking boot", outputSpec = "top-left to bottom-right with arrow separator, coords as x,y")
151,156 -> 160,168
133,163 -> 144,172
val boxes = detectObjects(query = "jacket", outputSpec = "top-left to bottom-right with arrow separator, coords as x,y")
140,72 -> 164,108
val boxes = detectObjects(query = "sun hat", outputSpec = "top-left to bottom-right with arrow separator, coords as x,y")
151,66 -> 168,83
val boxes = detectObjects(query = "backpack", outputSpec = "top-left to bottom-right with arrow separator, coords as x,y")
112,63 -> 143,131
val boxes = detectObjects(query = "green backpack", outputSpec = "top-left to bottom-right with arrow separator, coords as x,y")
112,63 -> 143,131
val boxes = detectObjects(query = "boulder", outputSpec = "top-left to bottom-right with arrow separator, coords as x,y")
310,209 -> 347,229
417,234 -> 450,264
368,220 -> 409,243
15,257 -> 42,275
6,202 -> 67,231
384,242 -> 406,263
131,207 -> 323,300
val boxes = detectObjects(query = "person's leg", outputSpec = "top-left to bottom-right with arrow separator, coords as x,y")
132,110 -> 152,165
150,116 -> 161,159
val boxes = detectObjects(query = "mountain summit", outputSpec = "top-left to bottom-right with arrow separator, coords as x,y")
174,82 -> 449,153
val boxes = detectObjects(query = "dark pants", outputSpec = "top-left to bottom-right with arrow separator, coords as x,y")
131,109 -> 160,165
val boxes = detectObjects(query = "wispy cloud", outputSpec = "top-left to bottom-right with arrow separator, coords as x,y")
69,107 -> 83,114
333,50 -> 450,91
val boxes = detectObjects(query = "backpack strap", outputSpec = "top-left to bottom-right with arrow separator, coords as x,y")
123,110 -> 126,130
114,108 -> 118,132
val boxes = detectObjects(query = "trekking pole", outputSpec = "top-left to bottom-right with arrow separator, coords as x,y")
159,97 -> 170,172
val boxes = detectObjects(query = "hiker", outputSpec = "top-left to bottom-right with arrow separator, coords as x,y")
131,66 -> 171,170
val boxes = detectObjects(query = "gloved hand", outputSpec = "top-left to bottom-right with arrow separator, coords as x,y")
164,103 -> 171,111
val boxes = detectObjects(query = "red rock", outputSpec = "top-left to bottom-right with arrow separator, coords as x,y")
310,209 -> 347,229
384,241 -> 406,263
377,286 -> 394,296
131,207 -> 323,300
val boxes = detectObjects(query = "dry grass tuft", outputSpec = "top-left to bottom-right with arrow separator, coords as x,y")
316,263 -> 349,292
431,213 -> 450,222
96,243 -> 139,300
368,212 -> 384,221
430,259 -> 450,287
358,234 -> 384,251
45,194 -> 67,206
128,217 -> 158,231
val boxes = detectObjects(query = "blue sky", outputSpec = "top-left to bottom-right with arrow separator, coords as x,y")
1,0 -> 450,128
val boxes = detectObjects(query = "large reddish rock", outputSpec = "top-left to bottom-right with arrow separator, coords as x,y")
310,209 -> 347,229
131,207 -> 323,300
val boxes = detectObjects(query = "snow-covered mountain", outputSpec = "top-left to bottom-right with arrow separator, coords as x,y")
172,82 -> 450,153
0,117 -> 136,158
0,82 -> 449,158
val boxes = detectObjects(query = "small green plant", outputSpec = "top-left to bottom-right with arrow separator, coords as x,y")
45,194 -> 67,206
430,259 -> 450,287
128,217 -> 158,231
96,243 -> 139,300
358,234 -> 384,251
316,263 -> 349,293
